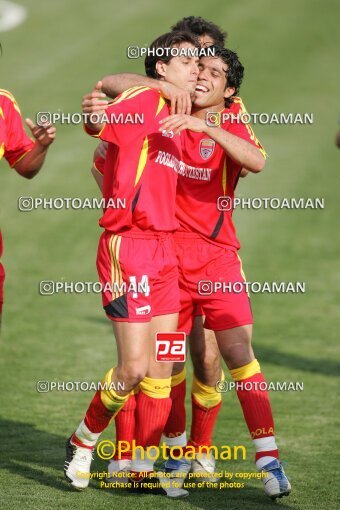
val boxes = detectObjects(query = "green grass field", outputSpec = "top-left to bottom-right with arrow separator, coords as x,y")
0,0 -> 339,509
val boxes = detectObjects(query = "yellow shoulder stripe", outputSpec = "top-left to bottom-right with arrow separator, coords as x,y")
236,98 -> 267,159
0,89 -> 16,101
0,89 -> 22,114
156,96 -> 166,117
111,86 -> 152,107
93,160 -> 104,175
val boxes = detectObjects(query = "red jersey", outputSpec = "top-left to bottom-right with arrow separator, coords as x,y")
0,89 -> 35,259
87,86 -> 181,234
0,89 -> 34,167
175,98 -> 266,250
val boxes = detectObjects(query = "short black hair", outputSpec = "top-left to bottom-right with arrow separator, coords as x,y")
144,31 -> 200,79
171,16 -> 226,46
205,45 -> 244,107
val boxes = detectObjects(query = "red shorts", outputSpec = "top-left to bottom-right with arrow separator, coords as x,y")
175,232 -> 253,334
97,230 -> 180,322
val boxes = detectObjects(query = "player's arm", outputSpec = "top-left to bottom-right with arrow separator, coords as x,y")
82,81 -> 109,133
204,126 -> 265,172
91,166 -> 103,191
101,73 -> 192,115
13,120 -> 56,179
87,86 -> 161,148
240,168 -> 249,177
159,114 -> 265,173
4,94 -> 56,179
91,142 -> 107,192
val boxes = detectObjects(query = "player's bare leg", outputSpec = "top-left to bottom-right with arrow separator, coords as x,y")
113,321 -> 151,394
132,314 -> 176,473
188,318 -> 222,480
190,318 -> 221,384
162,317 -> 222,481
214,325 -> 291,499
131,313 -> 188,497
65,322 -> 150,490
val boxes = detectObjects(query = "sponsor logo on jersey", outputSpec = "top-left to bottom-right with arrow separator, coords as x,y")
199,139 -> 215,160
136,305 -> 151,315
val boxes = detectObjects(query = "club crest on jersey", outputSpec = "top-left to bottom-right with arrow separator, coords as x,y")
199,139 -> 215,160
161,129 -> 174,138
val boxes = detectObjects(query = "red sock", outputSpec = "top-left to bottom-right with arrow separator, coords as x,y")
114,393 -> 136,460
236,372 -> 278,460
255,449 -> 279,462
84,390 -> 115,433
164,378 -> 186,438
135,391 -> 171,448
188,396 -> 222,448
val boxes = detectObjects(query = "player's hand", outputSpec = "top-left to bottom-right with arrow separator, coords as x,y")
159,114 -> 205,135
25,118 -> 56,147
158,82 -> 192,115
94,141 -> 108,161
82,81 -> 109,116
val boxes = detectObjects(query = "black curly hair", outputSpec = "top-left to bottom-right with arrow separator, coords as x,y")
171,16 -> 226,46
145,31 -> 200,79
204,45 -> 244,107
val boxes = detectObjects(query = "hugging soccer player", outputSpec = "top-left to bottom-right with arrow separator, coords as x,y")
64,31 -> 199,497
94,19 -> 291,500
159,46 -> 291,500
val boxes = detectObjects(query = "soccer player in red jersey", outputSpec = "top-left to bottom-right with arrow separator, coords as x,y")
94,40 -> 291,499
0,88 -> 56,329
64,31 -> 200,495
95,21 -> 231,470
159,46 -> 291,500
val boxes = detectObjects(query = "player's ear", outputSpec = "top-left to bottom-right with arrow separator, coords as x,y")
155,60 -> 167,78
224,86 -> 235,99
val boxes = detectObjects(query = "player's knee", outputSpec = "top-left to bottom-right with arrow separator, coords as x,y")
172,361 -> 185,376
191,346 -> 220,386
223,342 -> 254,368
117,364 -> 147,387
191,337 -> 220,375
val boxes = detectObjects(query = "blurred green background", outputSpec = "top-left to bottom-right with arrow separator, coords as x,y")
0,0 -> 339,509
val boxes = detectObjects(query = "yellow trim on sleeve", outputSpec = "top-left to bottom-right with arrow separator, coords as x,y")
235,98 -> 267,159
11,146 -> 34,168
93,160 -> 104,175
